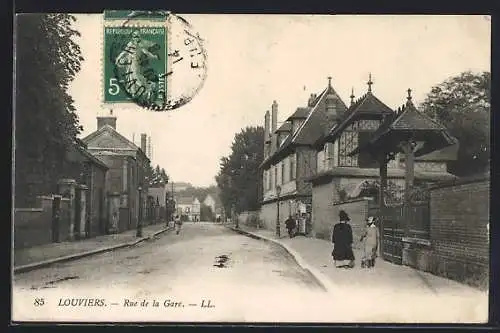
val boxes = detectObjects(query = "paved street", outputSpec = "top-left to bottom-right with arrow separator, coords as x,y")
13,222 -> 331,322
12,222 -> 488,323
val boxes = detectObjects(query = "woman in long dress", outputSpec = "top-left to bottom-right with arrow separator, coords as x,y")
331,210 -> 355,268
360,216 -> 380,268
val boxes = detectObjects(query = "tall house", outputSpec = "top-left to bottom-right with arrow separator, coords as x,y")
258,77 -> 348,234
81,110 -> 151,233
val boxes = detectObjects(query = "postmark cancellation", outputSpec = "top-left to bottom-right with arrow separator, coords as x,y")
102,11 -> 207,111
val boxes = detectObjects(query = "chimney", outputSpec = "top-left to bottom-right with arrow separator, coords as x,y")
271,100 -> 278,132
264,111 -> 270,158
141,133 -> 147,154
264,110 -> 270,138
97,109 -> 117,130
308,94 -> 317,107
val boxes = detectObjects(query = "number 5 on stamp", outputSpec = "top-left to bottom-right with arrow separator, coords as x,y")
103,26 -> 167,106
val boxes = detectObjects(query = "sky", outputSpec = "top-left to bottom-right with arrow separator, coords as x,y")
69,14 -> 490,187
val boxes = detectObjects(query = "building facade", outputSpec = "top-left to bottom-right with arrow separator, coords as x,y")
310,77 -> 458,241
175,196 -> 201,221
81,112 -> 151,234
259,78 -> 348,235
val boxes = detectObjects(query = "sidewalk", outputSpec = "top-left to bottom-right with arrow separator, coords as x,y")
14,222 -> 174,273
229,224 -> 488,322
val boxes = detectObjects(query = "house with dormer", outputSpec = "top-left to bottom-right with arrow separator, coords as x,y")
309,75 -> 458,244
259,78 -> 348,234
81,111 -> 151,234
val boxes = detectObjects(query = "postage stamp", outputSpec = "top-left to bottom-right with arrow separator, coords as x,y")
104,26 -> 167,107
102,11 -> 207,111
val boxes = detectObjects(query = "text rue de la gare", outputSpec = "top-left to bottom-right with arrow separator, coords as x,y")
57,298 -> 215,309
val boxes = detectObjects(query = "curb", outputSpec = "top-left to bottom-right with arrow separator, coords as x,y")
14,226 -> 174,274
228,226 -> 339,294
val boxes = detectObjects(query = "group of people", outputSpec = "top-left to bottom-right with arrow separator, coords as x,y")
331,210 -> 380,269
284,213 -> 311,238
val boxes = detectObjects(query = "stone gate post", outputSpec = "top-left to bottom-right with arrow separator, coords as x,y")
77,184 -> 88,239
58,179 -> 76,240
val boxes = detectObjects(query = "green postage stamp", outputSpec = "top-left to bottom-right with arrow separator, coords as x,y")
104,25 -> 167,108
102,10 -> 208,111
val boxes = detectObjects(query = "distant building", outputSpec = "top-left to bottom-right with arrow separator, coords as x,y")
148,184 -> 169,208
175,196 -> 201,221
203,194 -> 216,213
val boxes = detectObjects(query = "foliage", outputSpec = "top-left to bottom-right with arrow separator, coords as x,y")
200,204 -> 214,221
215,126 -> 265,214
15,14 -> 84,206
147,164 -> 169,187
419,71 -> 490,176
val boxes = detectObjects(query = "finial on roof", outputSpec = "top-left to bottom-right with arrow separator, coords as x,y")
350,87 -> 355,106
407,88 -> 413,102
367,73 -> 373,93
327,76 -> 332,88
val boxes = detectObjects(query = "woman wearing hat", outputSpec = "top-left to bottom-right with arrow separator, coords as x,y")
331,210 -> 355,268
360,216 -> 380,268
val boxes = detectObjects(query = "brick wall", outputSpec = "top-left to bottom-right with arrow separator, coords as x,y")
428,178 -> 490,289
311,181 -> 337,240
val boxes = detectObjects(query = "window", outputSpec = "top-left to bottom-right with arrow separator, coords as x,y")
358,132 -> 379,168
281,162 -> 286,184
338,131 -> 358,166
327,142 -> 335,169
290,156 -> 296,180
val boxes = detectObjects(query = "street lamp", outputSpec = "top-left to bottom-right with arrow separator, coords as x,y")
276,185 -> 282,238
136,186 -> 143,237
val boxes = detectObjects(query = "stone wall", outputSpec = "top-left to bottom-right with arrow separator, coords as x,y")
14,196 -> 71,249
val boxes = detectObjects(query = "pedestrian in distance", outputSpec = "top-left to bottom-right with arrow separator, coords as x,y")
285,215 -> 296,238
360,216 -> 380,268
174,215 -> 182,235
331,210 -> 355,268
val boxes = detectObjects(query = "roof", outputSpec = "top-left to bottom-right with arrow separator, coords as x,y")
349,99 -> 458,157
286,107 -> 310,121
276,122 -> 292,132
67,142 -> 109,170
260,81 -> 348,169
315,91 -> 394,149
293,85 -> 348,145
413,142 -> 459,162
81,124 -> 148,161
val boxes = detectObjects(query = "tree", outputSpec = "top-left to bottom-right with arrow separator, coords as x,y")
215,126 -> 265,214
200,204 -> 214,221
15,14 -> 84,206
419,71 -> 490,176
147,164 -> 169,186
